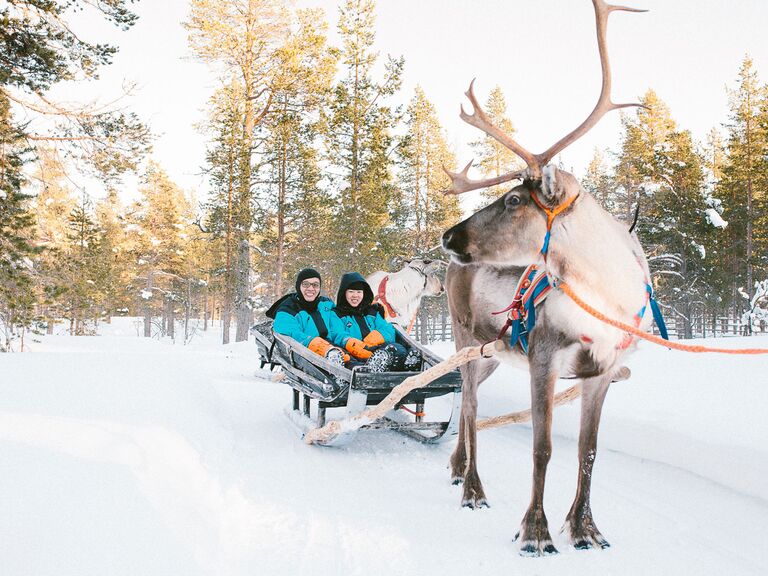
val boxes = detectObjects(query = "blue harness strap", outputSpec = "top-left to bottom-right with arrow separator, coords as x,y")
504,266 -> 551,354
646,284 -> 669,340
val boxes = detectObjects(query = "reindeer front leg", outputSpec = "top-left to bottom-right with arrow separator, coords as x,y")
516,340 -> 559,556
449,412 -> 466,485
450,360 -> 488,508
562,371 -> 613,550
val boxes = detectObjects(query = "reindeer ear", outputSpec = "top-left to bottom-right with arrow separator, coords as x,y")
540,165 -> 579,208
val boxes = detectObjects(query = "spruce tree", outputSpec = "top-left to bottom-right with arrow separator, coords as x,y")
61,197 -> 104,335
131,163 -> 195,339
714,56 -> 768,322
616,90 -> 717,337
0,93 -> 38,346
396,86 -> 461,342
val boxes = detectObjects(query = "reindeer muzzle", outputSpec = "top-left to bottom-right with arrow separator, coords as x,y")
442,224 -> 473,264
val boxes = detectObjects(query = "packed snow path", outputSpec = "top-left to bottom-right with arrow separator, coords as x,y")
1,319 -> 766,576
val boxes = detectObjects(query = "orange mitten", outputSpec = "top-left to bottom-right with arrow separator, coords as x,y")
345,338 -> 372,359
309,337 -> 351,363
363,330 -> 385,347
308,337 -> 332,357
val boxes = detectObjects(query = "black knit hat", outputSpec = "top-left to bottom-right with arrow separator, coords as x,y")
295,268 -> 321,293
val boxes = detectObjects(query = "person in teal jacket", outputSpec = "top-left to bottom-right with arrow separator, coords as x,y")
269,268 -> 349,364
333,272 -> 422,372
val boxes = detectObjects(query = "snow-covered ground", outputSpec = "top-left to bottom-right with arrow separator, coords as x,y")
1,318 -> 766,576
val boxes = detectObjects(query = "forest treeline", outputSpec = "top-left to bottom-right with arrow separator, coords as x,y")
1,0 -> 766,350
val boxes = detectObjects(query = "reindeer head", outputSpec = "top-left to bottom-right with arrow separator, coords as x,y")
443,167 -> 583,266
406,258 -> 445,296
442,0 -> 646,266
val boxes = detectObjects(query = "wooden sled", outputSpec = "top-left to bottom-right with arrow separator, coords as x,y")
251,320 -> 463,446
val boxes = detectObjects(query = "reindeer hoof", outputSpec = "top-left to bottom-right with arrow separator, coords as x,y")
519,544 -> 538,557
451,476 -> 463,486
564,517 -> 611,551
461,497 -> 489,509
612,366 -> 631,382
518,542 -> 558,557
515,531 -> 558,556
574,537 -> 610,550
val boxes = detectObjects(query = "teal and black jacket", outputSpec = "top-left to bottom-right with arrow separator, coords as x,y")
333,272 -> 397,347
270,294 -> 346,347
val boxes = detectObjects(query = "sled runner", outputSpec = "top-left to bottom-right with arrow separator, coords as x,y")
251,320 -> 462,446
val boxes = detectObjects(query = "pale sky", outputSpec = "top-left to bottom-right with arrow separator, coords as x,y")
50,0 -> 768,202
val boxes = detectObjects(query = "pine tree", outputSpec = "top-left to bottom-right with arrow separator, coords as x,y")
186,0 -> 291,342
468,86 -> 524,202
397,87 -> 461,253
326,0 -> 404,279
200,83 -> 247,343
582,148 -> 617,214
94,190 -> 133,319
614,90 -> 676,222
256,8 -> 338,302
1,1 -> 149,182
30,147 -> 77,332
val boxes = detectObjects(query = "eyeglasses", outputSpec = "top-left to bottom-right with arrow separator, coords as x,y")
300,281 -> 321,289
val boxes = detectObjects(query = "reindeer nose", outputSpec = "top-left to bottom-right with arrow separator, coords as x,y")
442,228 -> 456,251
442,229 -> 453,247
442,224 -> 466,255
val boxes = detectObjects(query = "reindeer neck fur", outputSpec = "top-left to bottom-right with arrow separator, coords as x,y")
380,266 -> 424,325
541,183 -> 652,366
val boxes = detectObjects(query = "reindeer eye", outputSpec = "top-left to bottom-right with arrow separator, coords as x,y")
505,194 -> 522,208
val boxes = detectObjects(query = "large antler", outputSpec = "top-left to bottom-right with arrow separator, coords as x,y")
443,160 -> 526,195
444,0 -> 647,195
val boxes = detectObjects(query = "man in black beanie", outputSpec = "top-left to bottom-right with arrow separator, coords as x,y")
271,268 -> 348,363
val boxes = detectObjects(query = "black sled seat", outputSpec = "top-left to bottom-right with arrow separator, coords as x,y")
250,320 -> 463,444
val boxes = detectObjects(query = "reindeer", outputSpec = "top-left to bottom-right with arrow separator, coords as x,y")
366,259 -> 445,328
441,0 -> 651,556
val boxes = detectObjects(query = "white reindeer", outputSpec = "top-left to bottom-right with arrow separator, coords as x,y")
366,259 -> 444,328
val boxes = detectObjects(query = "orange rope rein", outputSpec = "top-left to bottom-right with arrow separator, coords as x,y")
558,282 -> 768,355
